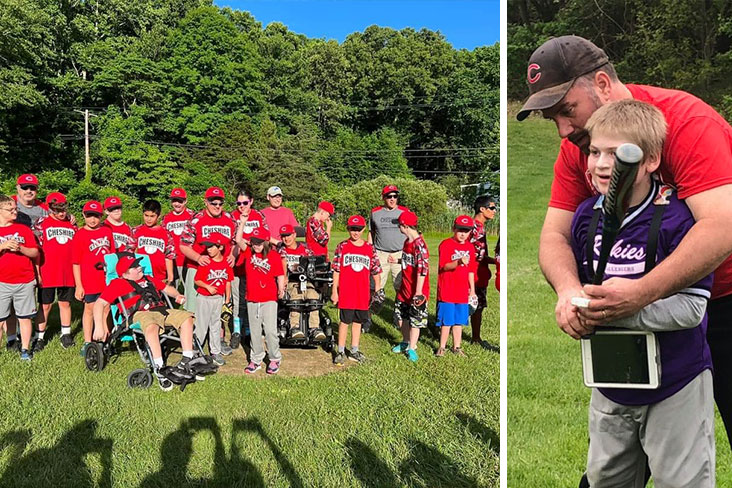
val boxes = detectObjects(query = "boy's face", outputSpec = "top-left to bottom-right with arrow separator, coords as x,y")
106,207 -> 122,221
205,244 -> 222,257
0,201 -> 18,223
481,203 -> 496,220
588,133 -> 656,196
348,227 -> 364,240
454,228 -> 471,243
50,205 -> 68,220
282,233 -> 295,247
143,211 -> 159,227
124,266 -> 144,281
84,213 -> 101,228
171,198 -> 186,212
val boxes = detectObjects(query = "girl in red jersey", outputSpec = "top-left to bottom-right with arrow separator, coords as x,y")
330,215 -> 382,365
435,215 -> 477,357
33,192 -> 77,350
235,226 -> 285,375
131,200 -> 176,283
72,200 -> 115,354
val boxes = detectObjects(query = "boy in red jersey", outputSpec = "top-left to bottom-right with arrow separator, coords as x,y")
131,200 -> 176,284
305,201 -> 334,260
330,215 -> 382,365
435,215 -> 477,357
103,196 -> 133,251
72,200 -> 116,355
0,195 -> 40,361
389,211 -> 429,362
470,195 -> 497,349
33,192 -> 77,351
162,188 -> 194,286
194,233 -> 233,366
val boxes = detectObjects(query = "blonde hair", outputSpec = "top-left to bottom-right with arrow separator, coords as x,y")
585,99 -> 667,163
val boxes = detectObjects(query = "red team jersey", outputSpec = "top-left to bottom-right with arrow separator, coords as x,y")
332,240 -> 382,311
549,84 -> 732,298
180,211 -> 236,269
242,247 -> 284,302
278,242 -> 313,272
437,238 -> 476,304
131,225 -> 176,282
397,235 -> 430,302
305,216 -> 329,258
104,220 -> 133,252
72,226 -> 115,294
471,220 -> 492,288
34,215 -> 76,287
232,208 -> 268,275
0,223 -> 38,284
162,209 -> 194,266
100,276 -> 167,311
194,258 -> 233,296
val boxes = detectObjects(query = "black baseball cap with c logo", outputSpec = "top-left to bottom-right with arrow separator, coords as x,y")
516,36 -> 610,121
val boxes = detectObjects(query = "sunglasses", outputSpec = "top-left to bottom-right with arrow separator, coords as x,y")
384,194 -> 398,199
208,201 -> 224,207
487,205 -> 497,211
20,185 -> 37,191
236,200 -> 251,206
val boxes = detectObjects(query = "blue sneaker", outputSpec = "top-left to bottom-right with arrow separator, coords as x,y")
80,342 -> 91,357
391,342 -> 408,354
20,349 -> 32,362
406,349 -> 418,363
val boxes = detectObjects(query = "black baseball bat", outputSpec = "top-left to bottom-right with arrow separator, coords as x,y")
592,143 -> 643,285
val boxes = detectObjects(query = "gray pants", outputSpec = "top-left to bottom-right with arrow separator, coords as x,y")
587,369 -> 714,488
183,267 -> 197,314
247,301 -> 280,364
232,275 -> 250,331
194,294 -> 223,355
375,249 -> 402,293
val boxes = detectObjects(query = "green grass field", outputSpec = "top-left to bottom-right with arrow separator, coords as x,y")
0,231 -> 498,487
507,109 -> 732,486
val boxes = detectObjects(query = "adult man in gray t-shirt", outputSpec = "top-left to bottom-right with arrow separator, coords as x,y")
368,184 -> 408,293
13,174 -> 47,227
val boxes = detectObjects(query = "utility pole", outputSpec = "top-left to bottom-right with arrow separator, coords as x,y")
74,70 -> 94,182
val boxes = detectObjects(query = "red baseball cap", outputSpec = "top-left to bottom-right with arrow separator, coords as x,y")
200,232 -> 228,247
318,201 -> 335,215
104,196 -> 122,210
279,224 -> 295,236
454,215 -> 474,230
347,215 -> 366,228
250,227 -> 270,243
45,192 -> 67,205
170,188 -> 187,199
83,200 -> 103,215
116,253 -> 143,276
17,174 -> 39,186
397,211 -> 418,227
382,185 -> 399,196
205,187 -> 225,200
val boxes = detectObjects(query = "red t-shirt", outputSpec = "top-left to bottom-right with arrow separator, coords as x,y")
305,216 -> 329,258
232,208 -> 268,275
332,239 -> 382,310
397,235 -> 430,302
104,220 -> 133,252
549,84 -> 732,298
72,226 -> 115,294
194,258 -> 233,296
0,223 -> 38,284
131,225 -> 175,282
242,247 -> 284,302
180,211 -> 236,269
437,237 -> 476,304
279,242 -> 313,272
100,276 -> 167,311
162,209 -> 194,267
34,215 -> 76,287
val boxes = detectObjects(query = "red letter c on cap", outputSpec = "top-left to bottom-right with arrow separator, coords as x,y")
527,63 -> 541,84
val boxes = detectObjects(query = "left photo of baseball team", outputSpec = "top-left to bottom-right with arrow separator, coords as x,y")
0,1 -> 500,487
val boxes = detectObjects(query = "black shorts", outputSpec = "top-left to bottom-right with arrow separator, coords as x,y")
339,309 -> 369,325
83,293 -> 101,304
39,286 -> 74,305
476,287 -> 488,311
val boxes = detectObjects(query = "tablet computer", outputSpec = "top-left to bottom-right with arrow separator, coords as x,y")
580,330 -> 660,389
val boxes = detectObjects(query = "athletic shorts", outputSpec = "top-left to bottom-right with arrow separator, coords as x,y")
436,302 -> 469,327
0,281 -> 37,321
83,293 -> 101,304
39,286 -> 74,305
475,287 -> 487,311
393,300 -> 428,329
133,308 -> 193,334
339,309 -> 369,325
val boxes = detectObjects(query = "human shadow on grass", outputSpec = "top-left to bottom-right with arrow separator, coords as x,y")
139,417 -> 303,488
456,412 -> 499,456
346,437 -> 479,488
0,419 -> 112,488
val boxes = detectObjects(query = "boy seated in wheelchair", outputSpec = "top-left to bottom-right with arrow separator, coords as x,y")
92,253 -> 199,391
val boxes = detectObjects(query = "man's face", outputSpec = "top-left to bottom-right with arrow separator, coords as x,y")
206,198 -> 224,217
481,202 -> 497,220
541,83 -> 603,153
171,198 -> 186,213
84,213 -> 101,228
16,184 -> 37,206
383,192 -> 399,209
0,201 -> 18,223
282,233 -> 296,247
267,194 -> 283,209
143,211 -> 159,227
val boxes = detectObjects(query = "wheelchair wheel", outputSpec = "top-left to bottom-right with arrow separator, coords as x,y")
84,342 -> 106,372
127,368 -> 153,389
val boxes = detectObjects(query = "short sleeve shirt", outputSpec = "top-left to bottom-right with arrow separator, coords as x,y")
104,221 -> 134,252
100,276 -> 167,311
0,223 -> 38,284
163,209 -> 194,266
131,225 -> 176,282
71,226 -> 115,294
306,216 -> 329,257
370,205 -> 408,252
437,237 -> 476,304
278,242 -> 313,272
242,247 -> 284,302
180,211 -> 237,269
397,235 -> 430,302
332,239 -> 382,310
194,259 -> 233,296
34,215 -> 76,287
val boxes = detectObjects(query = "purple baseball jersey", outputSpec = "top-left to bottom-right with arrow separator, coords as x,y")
571,179 -> 713,405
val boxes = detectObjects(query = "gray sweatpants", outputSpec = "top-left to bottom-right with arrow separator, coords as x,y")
231,275 -> 250,332
587,369 -> 714,488
195,294 -> 223,355
247,301 -> 281,364
183,267 -> 197,314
